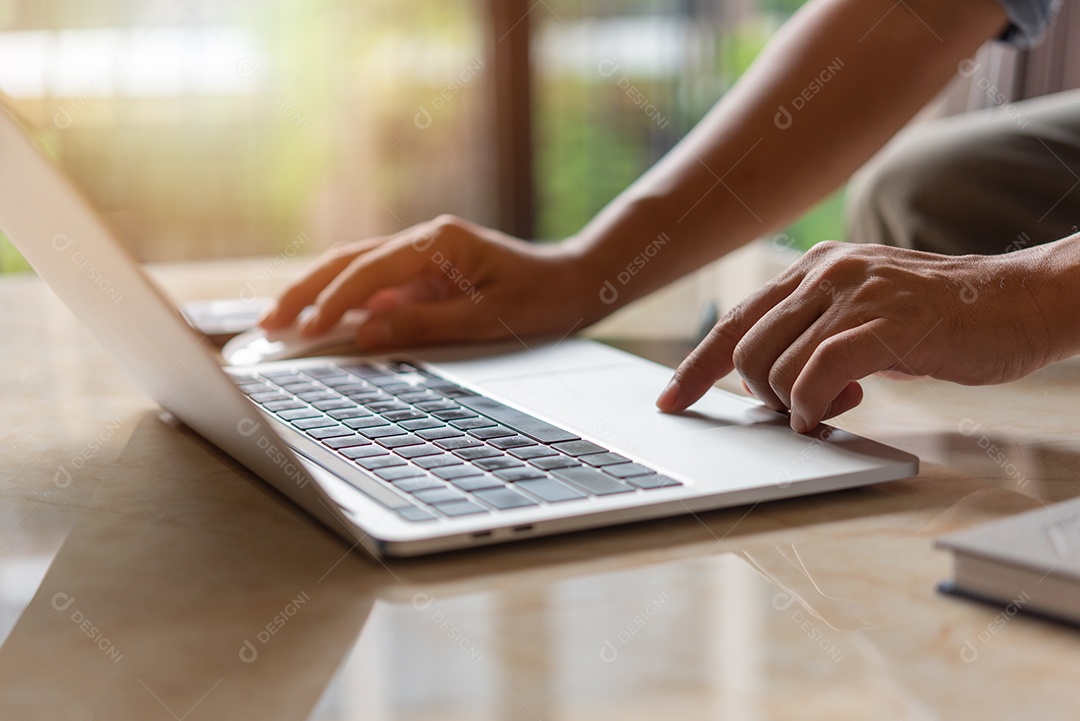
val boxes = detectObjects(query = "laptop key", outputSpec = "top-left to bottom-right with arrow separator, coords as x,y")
307,425 -> 356,440
377,433 -> 424,449
281,381 -> 321,393
322,434 -> 370,450
435,499 -> 488,517
624,473 -> 682,489
509,445 -> 557,460
414,454 -> 462,470
579,452 -> 631,468
277,407 -> 321,421
300,366 -> 341,377
341,445 -> 388,459
475,456 -> 523,471
343,416 -> 390,430
602,462 -> 654,478
304,375 -> 349,386
347,391 -> 387,403
366,400 -> 410,413
551,440 -> 606,457
251,391 -> 288,403
451,417 -> 496,430
553,467 -> 633,496
393,476 -> 444,493
414,487 -> 465,505
415,400 -> 459,412
457,396 -> 580,443
417,427 -> 464,441
435,436 -> 481,451
327,407 -> 370,420
374,465 -> 426,481
490,435 -> 535,450
395,443 -> 443,459
359,425 -> 408,439
260,371 -> 303,384
432,464 -> 483,480
264,399 -> 305,412
399,417 -> 444,432
355,455 -> 406,470
324,381 -> 372,393
529,455 -> 580,471
449,475 -> 504,492
494,467 -> 546,482
297,391 -> 338,403
382,409 -> 427,422
364,374 -> 404,387
340,363 -> 384,378
454,446 -> 503,461
292,416 -> 338,430
516,477 -> 588,503
432,409 -> 477,421
312,399 -> 353,411
397,390 -> 443,404
473,487 -> 538,510
378,382 -> 416,396
395,506 -> 438,523
468,426 -> 515,441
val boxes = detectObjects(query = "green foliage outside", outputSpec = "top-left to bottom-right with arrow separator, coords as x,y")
535,7 -> 842,251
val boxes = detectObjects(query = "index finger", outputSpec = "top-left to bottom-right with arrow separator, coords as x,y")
656,270 -> 805,413
259,236 -> 388,329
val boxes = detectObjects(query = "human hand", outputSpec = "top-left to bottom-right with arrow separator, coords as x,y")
656,240 -> 1065,432
259,215 -> 600,350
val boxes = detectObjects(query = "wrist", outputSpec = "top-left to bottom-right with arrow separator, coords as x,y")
562,194 -> 681,314
1011,232 -> 1080,366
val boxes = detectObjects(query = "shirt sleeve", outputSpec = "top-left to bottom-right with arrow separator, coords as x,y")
995,0 -> 1062,48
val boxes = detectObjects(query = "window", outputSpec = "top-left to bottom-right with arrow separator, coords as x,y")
0,0 -> 854,277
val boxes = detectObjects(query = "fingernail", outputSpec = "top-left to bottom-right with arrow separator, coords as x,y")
789,411 -> 808,434
300,307 -> 323,335
656,378 -> 681,411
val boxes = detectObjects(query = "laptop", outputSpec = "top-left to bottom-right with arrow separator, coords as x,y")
0,103 -> 918,558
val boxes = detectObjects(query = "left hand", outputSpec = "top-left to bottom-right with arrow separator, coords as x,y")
655,240 -> 1066,431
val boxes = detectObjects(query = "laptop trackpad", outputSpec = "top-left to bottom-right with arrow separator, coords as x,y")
476,362 -> 796,478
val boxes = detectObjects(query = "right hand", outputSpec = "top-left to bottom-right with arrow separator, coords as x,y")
259,215 -> 601,350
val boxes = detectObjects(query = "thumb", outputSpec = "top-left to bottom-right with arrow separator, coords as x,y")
353,298 -> 489,351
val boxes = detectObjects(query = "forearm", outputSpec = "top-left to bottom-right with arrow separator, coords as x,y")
566,0 -> 1007,310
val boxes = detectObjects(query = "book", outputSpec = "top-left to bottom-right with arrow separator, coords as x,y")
935,496 -> 1080,626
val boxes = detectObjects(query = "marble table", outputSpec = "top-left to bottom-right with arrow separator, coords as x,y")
1,256 -> 1078,720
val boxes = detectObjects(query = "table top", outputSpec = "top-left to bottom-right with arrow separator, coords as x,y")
2,257 -> 1079,720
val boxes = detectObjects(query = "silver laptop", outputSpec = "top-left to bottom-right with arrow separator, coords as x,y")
0,104 -> 918,558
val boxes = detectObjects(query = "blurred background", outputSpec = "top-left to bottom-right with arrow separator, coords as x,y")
0,0 -> 844,276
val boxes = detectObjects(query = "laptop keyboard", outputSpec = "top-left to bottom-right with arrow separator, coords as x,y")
232,360 -> 681,523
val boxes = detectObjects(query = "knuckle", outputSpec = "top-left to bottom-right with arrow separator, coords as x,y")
812,333 -> 855,370
767,363 -> 794,397
731,338 -> 752,376
327,242 -> 359,261
431,214 -> 466,234
806,239 -> 841,259
819,253 -> 866,283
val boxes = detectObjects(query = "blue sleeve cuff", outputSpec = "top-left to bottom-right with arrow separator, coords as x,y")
996,0 -> 1062,48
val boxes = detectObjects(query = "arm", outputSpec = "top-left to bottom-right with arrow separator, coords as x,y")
564,0 -> 1008,311
262,0 -> 1007,346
